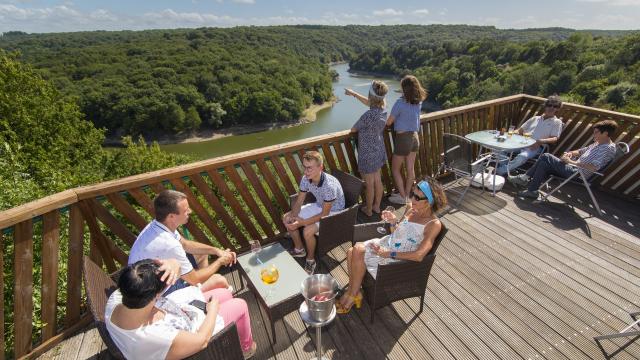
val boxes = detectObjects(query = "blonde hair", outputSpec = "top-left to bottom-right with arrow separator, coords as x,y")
368,80 -> 389,109
303,151 -> 324,166
401,75 -> 427,105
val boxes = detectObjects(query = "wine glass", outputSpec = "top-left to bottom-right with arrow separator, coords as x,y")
260,264 -> 279,299
249,240 -> 262,263
508,125 -> 515,137
377,206 -> 396,234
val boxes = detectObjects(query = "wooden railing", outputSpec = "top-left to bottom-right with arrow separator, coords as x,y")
1,94 -> 638,359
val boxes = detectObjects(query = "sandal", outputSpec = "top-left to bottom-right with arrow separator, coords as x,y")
336,292 -> 363,314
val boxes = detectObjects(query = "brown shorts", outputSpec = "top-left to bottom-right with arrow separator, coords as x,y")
393,131 -> 420,156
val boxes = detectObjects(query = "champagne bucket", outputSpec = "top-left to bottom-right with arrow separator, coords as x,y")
301,274 -> 338,322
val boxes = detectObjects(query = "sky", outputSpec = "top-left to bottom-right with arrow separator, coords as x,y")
1,0 -> 639,34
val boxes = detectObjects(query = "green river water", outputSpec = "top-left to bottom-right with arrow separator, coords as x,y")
160,64 -> 401,159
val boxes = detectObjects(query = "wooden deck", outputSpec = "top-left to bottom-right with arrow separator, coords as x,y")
38,180 -> 640,360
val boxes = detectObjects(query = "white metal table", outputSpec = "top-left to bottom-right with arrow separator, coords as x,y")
465,130 -> 536,195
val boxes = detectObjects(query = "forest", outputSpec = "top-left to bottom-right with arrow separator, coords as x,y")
1,25 -> 636,140
1,24 -> 639,210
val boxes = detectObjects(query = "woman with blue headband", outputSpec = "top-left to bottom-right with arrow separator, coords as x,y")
336,176 -> 447,314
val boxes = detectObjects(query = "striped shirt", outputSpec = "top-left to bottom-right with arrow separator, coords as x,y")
577,142 -> 616,179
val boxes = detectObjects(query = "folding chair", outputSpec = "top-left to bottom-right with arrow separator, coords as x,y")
594,311 -> 640,359
439,133 -> 491,205
537,142 -> 629,216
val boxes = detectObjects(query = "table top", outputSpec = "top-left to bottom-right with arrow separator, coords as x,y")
237,242 -> 309,308
465,130 -> 536,151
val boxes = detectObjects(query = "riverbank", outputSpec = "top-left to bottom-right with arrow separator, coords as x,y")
104,97 -> 337,146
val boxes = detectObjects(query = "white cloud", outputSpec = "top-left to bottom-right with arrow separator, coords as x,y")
372,8 -> 403,17
413,9 -> 429,16
232,0 -> 255,4
576,0 -> 640,5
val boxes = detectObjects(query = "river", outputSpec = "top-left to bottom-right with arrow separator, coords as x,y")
160,63 -> 402,159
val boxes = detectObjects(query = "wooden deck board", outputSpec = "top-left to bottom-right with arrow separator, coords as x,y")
37,182 -> 640,359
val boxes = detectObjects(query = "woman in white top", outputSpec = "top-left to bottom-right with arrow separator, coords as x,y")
105,259 -> 256,360
336,177 -> 447,313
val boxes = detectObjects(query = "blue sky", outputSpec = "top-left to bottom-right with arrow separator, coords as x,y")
1,0 -> 639,33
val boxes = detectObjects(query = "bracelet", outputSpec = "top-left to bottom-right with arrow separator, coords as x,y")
390,251 -> 397,259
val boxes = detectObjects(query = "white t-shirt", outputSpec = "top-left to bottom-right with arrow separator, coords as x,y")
521,115 -> 563,141
105,287 -> 225,360
128,220 -> 193,276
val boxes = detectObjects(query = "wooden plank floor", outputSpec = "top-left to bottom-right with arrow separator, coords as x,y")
38,180 -> 640,359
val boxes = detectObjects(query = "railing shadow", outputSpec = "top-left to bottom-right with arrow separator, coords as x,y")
444,183 -> 508,215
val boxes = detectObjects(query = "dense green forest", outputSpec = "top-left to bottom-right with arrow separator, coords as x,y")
350,32 -> 640,114
0,51 -> 192,210
1,24 -> 639,210
1,25 -> 636,140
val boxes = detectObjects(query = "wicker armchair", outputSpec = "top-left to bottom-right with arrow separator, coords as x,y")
82,256 -> 244,360
289,169 -> 364,269
353,222 -> 448,322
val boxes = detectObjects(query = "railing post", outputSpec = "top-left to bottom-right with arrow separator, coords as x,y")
487,104 -> 496,130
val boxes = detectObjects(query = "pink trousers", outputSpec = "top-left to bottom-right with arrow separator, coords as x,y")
202,288 -> 253,352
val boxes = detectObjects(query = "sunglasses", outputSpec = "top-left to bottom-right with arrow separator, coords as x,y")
410,190 -> 427,201
545,103 -> 560,109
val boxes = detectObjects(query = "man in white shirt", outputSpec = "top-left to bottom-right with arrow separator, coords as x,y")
496,96 -> 564,175
129,190 -> 236,293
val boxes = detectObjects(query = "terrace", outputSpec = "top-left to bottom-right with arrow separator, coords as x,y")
1,94 -> 639,359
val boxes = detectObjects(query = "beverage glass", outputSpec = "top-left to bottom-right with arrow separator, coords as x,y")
260,264 -> 279,298
508,125 -> 515,137
250,240 -> 262,263
377,206 -> 396,235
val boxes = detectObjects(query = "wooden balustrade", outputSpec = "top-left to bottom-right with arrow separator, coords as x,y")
1,94 -> 638,359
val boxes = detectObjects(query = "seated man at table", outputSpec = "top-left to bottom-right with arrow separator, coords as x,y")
129,189 -> 236,294
283,151 -> 345,274
508,120 -> 618,199
496,95 -> 564,175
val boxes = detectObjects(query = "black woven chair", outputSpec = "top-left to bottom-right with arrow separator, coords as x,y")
82,256 -> 244,360
289,169 -> 363,269
354,222 -> 448,322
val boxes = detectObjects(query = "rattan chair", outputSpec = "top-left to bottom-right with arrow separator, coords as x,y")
439,133 -> 490,205
537,142 -> 629,216
289,169 -> 363,268
82,256 -> 244,360
354,222 -> 448,322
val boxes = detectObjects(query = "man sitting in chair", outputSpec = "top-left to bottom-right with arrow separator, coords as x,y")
508,120 -> 618,199
129,190 -> 236,294
496,95 -> 564,175
283,151 -> 345,274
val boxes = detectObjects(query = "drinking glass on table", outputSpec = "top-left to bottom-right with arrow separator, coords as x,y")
377,206 -> 396,235
249,240 -> 262,263
260,264 -> 279,298
508,125 -> 515,137
521,131 -> 532,144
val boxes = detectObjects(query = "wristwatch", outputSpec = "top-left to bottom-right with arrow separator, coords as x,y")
390,251 -> 397,259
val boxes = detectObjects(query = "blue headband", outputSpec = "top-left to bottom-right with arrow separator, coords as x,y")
417,180 -> 434,206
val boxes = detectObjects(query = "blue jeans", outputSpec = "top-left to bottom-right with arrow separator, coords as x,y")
163,253 -> 199,295
526,153 -> 577,192
496,146 -> 543,175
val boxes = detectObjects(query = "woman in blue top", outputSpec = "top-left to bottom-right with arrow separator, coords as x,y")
344,80 -> 389,217
386,75 -> 427,204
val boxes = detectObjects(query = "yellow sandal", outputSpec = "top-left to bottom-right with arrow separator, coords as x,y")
336,292 -> 362,314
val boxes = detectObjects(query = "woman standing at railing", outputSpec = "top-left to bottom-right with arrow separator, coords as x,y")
345,80 -> 389,217
386,75 -> 427,204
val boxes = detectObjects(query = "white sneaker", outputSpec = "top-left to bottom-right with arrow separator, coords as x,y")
388,193 -> 405,204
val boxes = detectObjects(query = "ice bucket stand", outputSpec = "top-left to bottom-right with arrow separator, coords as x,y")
299,302 -> 336,360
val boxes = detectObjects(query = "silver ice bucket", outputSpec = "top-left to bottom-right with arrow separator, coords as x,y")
301,274 -> 339,322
